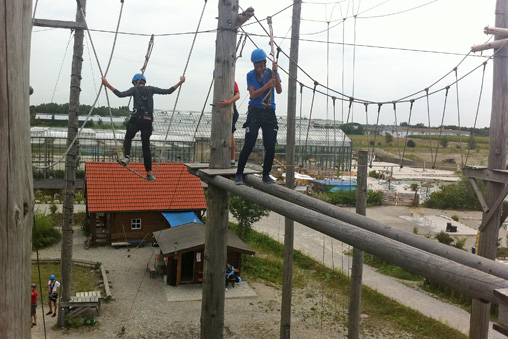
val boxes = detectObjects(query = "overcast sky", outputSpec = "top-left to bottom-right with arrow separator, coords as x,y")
30,1 -> 497,128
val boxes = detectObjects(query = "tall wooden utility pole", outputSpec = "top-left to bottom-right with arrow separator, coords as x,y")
0,1 -> 33,337
348,150 -> 367,338
280,1 -> 301,338
470,1 -> 508,337
200,1 -> 238,338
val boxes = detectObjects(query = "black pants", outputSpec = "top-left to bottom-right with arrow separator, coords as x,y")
124,117 -> 153,172
237,106 -> 278,177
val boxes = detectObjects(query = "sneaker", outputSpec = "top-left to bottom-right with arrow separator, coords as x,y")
262,174 -> 275,184
146,174 -> 156,182
225,288 -> 229,292
52,313 -> 57,318
119,157 -> 130,166
230,160 -> 236,168
46,311 -> 53,315
234,173 -> 243,185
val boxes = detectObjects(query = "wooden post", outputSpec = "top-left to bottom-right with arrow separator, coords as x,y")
200,1 -> 238,338
0,1 -> 33,337
348,150 -> 367,338
280,1 -> 301,338
59,0 -> 86,326
470,1 -> 508,338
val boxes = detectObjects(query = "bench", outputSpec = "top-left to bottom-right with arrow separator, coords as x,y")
60,291 -> 102,318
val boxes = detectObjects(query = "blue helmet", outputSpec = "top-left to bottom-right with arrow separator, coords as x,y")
132,73 -> 146,83
50,275 -> 55,280
251,49 -> 267,63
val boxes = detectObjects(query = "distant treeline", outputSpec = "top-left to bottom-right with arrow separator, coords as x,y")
339,122 -> 489,137
31,102 -> 131,117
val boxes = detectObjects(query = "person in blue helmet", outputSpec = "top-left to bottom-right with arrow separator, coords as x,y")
46,274 -> 60,317
102,74 -> 185,181
235,49 -> 282,185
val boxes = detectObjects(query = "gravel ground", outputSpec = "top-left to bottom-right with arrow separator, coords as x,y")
30,205 -> 507,338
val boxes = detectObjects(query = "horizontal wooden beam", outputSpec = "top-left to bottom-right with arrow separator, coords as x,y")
463,166 -> 508,184
484,26 -> 508,38
33,18 -> 86,30
190,170 -> 508,304
471,38 -> 508,52
243,174 -> 508,281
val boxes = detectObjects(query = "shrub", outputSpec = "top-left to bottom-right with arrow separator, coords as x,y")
49,203 -> 58,214
453,237 -> 467,250
435,231 -> 454,246
33,212 -> 61,250
407,140 -> 416,148
451,215 -> 459,222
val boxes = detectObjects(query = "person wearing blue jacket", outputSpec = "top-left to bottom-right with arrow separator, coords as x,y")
235,49 -> 282,185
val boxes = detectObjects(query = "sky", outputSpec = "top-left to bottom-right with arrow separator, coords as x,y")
30,0 -> 497,129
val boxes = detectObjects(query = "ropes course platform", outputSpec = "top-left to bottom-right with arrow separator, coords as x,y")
185,163 -> 260,177
60,290 -> 102,318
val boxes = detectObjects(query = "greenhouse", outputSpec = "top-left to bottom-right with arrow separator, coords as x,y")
31,111 -> 353,176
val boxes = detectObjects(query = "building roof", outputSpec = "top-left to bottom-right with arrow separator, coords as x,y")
85,162 -> 207,212
153,222 -> 255,256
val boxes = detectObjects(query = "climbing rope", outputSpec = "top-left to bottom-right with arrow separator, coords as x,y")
126,34 -> 155,110
154,0 -> 208,177
400,100 -> 415,167
368,104 -> 382,168
303,82 -> 319,167
33,0 -> 125,170
192,75 -> 215,142
454,67 -> 464,167
424,88 -> 435,167
392,102 -> 402,167
51,32 -> 74,103
431,86 -> 450,169
464,62 -> 487,167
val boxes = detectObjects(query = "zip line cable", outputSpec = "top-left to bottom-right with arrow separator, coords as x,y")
392,102 -> 402,166
154,0 -> 208,178
33,0 -> 125,170
50,32 -> 74,103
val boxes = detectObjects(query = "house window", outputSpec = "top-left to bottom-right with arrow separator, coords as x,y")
131,219 -> 141,230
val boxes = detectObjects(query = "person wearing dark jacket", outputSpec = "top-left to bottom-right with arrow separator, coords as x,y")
102,74 -> 185,181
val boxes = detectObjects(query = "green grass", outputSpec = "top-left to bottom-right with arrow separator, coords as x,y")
240,228 -> 466,338
31,262 -> 101,297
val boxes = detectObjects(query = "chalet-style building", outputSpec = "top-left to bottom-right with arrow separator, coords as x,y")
153,223 -> 255,286
85,162 -> 207,245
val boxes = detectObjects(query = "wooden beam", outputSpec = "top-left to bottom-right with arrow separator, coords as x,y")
239,174 -> 508,281
463,166 -> 508,184
191,171 -> 508,304
479,183 -> 508,231
0,1 -> 33,338
32,18 -> 86,30
469,177 -> 490,213
484,25 -> 508,37
471,38 -> 508,52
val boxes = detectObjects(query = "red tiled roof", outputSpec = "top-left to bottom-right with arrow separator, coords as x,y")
85,162 -> 207,212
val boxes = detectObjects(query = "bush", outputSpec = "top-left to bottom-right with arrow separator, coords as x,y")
451,215 -> 459,222
424,176 -> 483,211
435,231 -> 454,246
407,139 -> 416,148
49,203 -> 58,214
33,213 -> 61,250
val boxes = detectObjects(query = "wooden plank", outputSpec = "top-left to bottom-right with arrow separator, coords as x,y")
185,162 -> 210,170
0,1 -> 34,338
32,18 -> 86,30
471,38 -> 508,52
100,264 -> 112,300
484,26 -> 508,37
198,168 -> 259,177
463,166 -> 508,184
479,183 -> 508,231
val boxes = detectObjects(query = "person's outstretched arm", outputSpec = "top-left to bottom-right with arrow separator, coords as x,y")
173,76 -> 186,90
101,78 -> 116,92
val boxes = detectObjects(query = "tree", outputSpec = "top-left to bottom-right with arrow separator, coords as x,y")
229,194 -> 270,240
468,135 -> 477,150
385,133 -> 393,143
410,183 -> 419,207
400,122 -> 408,127
407,140 -> 416,148
439,136 -> 448,148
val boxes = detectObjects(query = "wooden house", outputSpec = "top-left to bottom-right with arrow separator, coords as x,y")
153,223 -> 255,286
85,162 -> 207,245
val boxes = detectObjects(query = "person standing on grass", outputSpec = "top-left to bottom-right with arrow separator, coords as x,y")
218,81 -> 240,167
102,74 -> 185,182
47,274 -> 60,318
31,283 -> 38,328
235,48 -> 282,185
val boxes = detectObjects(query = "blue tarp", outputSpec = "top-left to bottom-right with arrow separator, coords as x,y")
162,212 -> 201,227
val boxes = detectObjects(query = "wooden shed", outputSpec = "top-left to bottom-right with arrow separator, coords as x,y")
153,223 -> 255,286
85,162 -> 207,245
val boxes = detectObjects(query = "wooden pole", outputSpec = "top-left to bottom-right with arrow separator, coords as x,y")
0,1 -> 33,337
200,1 -> 238,338
59,0 -> 86,326
189,171 -> 508,303
484,26 -> 508,37
471,38 -> 508,52
348,150 -> 367,338
470,1 -> 508,337
243,175 -> 508,280
280,1 -> 301,338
